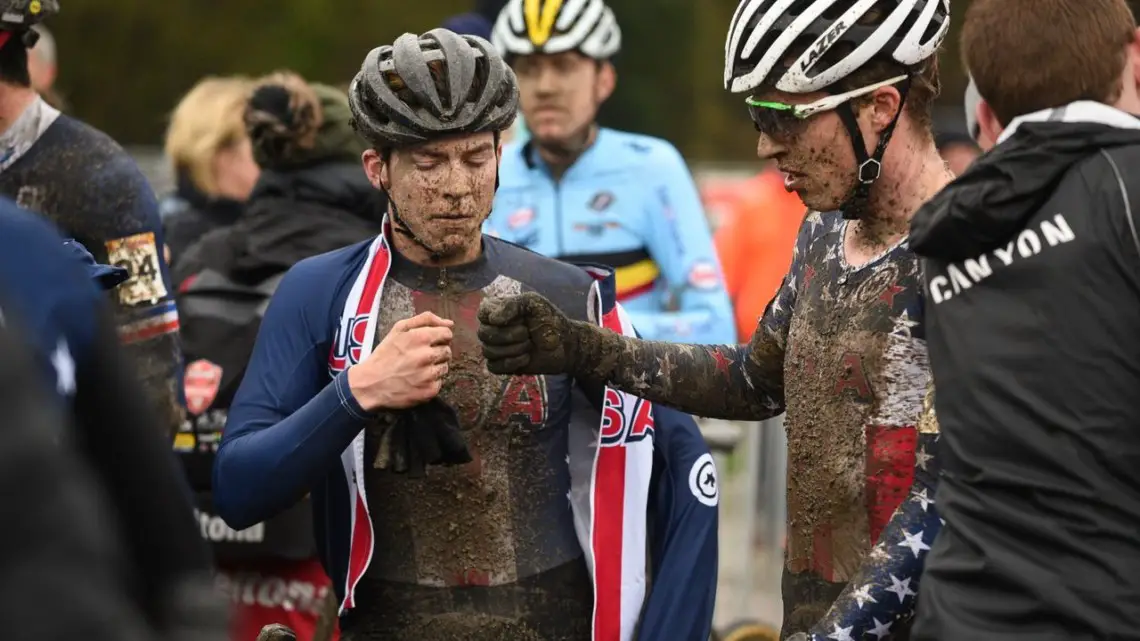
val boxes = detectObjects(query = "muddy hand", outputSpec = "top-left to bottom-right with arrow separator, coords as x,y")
256,624 -> 297,641
477,291 -> 582,376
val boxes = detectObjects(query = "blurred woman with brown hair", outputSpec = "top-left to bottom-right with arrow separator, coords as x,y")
162,76 -> 260,266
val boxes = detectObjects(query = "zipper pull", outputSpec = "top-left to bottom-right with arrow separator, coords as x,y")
437,267 -> 448,290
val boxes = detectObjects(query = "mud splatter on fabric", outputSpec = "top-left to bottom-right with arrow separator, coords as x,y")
480,210 -> 942,639
350,244 -> 596,641
0,101 -> 183,440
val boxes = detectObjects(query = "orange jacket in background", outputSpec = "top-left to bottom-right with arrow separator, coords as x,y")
711,170 -> 807,342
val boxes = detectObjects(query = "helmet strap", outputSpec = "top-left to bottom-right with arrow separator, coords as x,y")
834,75 -> 912,220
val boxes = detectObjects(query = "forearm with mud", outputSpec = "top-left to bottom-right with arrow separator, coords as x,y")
569,320 -> 785,421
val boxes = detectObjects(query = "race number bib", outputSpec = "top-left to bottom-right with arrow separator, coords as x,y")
105,231 -> 168,306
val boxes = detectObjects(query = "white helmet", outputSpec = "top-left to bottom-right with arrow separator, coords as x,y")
724,0 -> 950,95
492,0 -> 621,60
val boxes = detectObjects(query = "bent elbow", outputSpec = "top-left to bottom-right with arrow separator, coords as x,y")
210,445 -> 258,530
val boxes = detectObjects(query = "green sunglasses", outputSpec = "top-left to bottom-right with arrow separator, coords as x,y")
745,74 -> 908,137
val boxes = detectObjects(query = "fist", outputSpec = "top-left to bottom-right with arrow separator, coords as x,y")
348,311 -> 454,411
477,291 -> 581,376
256,624 -> 297,641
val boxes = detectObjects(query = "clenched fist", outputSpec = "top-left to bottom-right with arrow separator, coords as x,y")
347,312 -> 453,411
477,291 -> 589,376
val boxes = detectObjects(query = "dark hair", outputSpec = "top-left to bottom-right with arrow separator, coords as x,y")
244,71 -> 322,169
0,32 -> 30,88
964,0 -> 1136,124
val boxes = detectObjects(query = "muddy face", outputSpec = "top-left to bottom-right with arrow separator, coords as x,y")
751,88 -> 862,213
366,133 -> 500,260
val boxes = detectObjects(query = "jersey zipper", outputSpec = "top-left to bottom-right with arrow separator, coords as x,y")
437,267 -> 448,290
553,181 -> 564,257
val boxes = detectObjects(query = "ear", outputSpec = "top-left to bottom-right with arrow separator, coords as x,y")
596,60 -> 617,103
976,99 -> 1003,151
868,86 -> 903,133
362,149 -> 387,190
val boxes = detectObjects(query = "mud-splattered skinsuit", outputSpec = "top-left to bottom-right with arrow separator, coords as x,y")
771,212 -> 940,640
0,98 -> 182,439
567,210 -> 943,640
344,245 -> 599,641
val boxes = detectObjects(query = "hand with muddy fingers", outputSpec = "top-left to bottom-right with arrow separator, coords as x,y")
477,291 -> 587,376
347,311 -> 454,411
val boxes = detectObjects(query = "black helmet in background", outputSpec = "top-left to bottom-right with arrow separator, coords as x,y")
0,0 -> 58,47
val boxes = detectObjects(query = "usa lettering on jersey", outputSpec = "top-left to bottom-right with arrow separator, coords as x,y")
599,388 -> 655,446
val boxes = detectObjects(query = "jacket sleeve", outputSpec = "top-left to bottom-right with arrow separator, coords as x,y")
637,405 -> 718,641
213,261 -> 372,529
626,144 -> 736,345
65,156 -> 184,440
808,385 -> 942,641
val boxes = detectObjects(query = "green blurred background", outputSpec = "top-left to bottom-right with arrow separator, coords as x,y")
48,0 -> 973,160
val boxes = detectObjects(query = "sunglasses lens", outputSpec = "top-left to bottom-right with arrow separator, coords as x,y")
747,104 -> 806,138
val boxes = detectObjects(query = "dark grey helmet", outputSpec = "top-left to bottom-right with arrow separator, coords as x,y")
349,28 -> 519,149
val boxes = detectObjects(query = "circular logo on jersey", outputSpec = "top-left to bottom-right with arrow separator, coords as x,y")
688,453 -> 719,507
687,261 -> 722,290
507,207 -> 535,230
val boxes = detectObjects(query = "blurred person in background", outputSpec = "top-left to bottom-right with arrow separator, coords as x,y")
214,29 -> 717,641
910,0 -> 1140,638
712,169 -> 806,342
26,24 -> 61,109
162,76 -> 259,267
0,198 -> 227,640
934,131 -> 980,175
487,0 -> 736,345
0,0 -> 184,443
175,71 -> 385,641
478,0 -> 954,638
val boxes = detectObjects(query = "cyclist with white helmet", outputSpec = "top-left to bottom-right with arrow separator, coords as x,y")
486,0 -> 736,345
213,27 -> 718,641
477,0 -> 954,638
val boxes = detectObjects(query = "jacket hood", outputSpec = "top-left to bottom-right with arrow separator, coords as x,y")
910,102 -> 1140,261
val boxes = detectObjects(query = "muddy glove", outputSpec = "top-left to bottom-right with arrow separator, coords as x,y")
477,291 -> 600,377
372,398 -> 472,478
256,624 -> 296,641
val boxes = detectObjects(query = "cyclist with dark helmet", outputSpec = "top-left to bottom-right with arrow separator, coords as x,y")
486,0 -> 736,346
213,28 -> 717,641
0,0 -> 184,443
478,0 -> 954,638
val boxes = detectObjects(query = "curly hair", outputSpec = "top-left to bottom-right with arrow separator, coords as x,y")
244,71 -> 324,168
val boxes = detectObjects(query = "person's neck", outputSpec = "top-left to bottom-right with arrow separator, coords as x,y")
849,137 -> 952,250
534,123 -> 597,179
388,229 -> 482,268
1112,91 -> 1140,115
0,86 -> 38,137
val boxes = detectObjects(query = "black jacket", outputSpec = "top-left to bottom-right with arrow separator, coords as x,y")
162,174 -> 245,268
909,107 -> 1140,641
175,162 -> 383,561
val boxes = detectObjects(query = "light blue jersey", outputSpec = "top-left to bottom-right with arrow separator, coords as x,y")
487,128 -> 735,344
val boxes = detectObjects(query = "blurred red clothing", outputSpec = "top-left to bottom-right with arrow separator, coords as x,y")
709,170 -> 807,342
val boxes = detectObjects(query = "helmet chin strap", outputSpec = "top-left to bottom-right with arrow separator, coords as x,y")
385,132 -> 502,263
833,76 -> 912,221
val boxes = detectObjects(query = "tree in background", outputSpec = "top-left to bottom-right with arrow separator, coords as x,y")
50,0 -> 969,161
